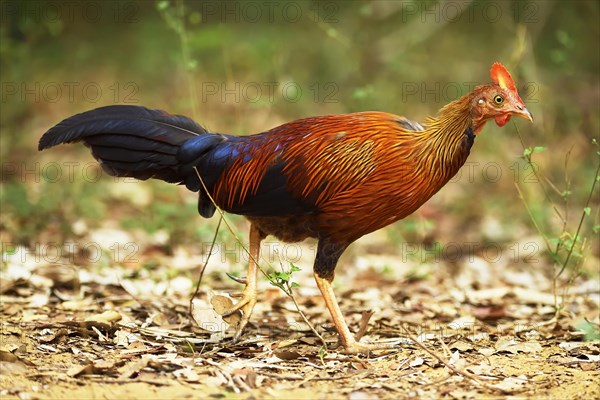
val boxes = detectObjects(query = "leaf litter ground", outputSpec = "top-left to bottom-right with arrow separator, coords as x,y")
1,225 -> 599,399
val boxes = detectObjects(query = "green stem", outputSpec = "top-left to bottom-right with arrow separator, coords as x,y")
557,161 -> 600,279
177,0 -> 199,120
514,182 -> 553,254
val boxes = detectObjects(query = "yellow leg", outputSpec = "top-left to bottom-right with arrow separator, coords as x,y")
314,272 -> 356,347
222,224 -> 262,342
314,272 -> 398,354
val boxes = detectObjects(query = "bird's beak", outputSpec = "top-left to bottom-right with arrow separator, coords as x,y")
514,107 -> 533,122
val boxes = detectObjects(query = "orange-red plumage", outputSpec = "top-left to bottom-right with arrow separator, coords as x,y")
39,63 -> 533,353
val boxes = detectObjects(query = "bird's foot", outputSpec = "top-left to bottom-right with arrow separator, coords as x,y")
221,285 -> 257,342
340,339 -> 402,355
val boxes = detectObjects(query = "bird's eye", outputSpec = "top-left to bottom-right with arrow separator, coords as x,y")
493,95 -> 504,105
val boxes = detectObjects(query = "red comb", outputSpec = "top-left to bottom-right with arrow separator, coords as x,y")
490,62 -> 524,104
490,62 -> 518,92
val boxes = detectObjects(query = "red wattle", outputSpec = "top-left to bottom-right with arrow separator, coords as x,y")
495,115 -> 511,127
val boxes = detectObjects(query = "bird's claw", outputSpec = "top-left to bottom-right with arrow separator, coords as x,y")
221,287 -> 257,342
226,272 -> 247,285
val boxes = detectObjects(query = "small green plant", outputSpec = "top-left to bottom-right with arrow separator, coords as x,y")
267,263 -> 301,294
576,320 -> 600,342
317,345 -> 328,366
515,125 -> 599,322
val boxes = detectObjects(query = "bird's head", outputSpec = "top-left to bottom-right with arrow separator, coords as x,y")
471,62 -> 533,133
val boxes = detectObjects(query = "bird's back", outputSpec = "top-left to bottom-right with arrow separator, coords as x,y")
207,111 -> 432,243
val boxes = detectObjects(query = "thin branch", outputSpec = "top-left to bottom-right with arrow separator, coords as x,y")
192,167 -> 268,279
514,182 -> 553,253
402,331 -> 489,388
188,215 -> 223,321
284,279 -> 327,348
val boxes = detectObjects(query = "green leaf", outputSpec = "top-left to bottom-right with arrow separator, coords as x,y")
561,190 -> 572,198
187,60 -> 198,70
550,252 -> 561,263
523,148 -> 533,156
189,11 -> 202,25
583,207 -> 591,216
533,146 -> 546,153
3,246 -> 17,255
156,1 -> 170,11
269,281 -> 284,290
576,320 -> 600,342
548,237 -> 561,246
290,282 -> 300,288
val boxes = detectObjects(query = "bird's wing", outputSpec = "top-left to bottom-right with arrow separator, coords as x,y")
180,132 -> 317,217
198,112 -> 419,217
280,112 -> 422,207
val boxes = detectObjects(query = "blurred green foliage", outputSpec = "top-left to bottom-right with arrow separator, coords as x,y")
0,1 -> 598,268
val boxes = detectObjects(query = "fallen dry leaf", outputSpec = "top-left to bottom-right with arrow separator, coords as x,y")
494,337 -> 543,354
85,310 -> 123,324
492,375 -> 528,393
118,358 -> 150,380
192,298 -> 231,333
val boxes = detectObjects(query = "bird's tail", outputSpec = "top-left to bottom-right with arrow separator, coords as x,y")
39,105 -> 228,217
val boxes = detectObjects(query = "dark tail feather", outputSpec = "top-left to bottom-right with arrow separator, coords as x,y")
39,105 -> 205,149
38,105 -> 211,184
39,105 -> 233,218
